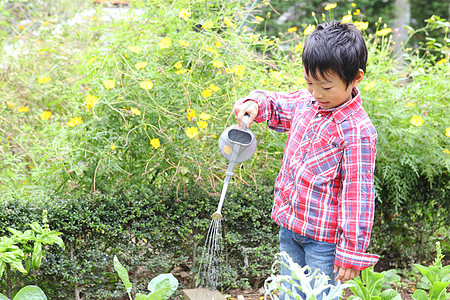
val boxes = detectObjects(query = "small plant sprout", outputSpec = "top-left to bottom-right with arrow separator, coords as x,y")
264,251 -> 349,300
113,255 -> 179,300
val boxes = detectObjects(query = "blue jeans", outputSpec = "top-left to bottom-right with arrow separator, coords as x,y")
279,226 -> 337,300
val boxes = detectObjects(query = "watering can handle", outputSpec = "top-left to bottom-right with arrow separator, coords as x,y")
242,114 -> 250,130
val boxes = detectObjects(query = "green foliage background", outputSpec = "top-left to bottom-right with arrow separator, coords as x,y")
0,0 -> 449,298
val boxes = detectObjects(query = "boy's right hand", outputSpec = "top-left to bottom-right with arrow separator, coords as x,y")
235,100 -> 258,129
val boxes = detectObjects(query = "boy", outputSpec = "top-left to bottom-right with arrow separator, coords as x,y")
234,21 -> 379,298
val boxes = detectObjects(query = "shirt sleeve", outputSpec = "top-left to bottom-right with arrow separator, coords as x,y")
335,135 -> 379,270
233,90 -> 306,133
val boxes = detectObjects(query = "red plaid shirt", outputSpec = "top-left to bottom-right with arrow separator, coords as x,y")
235,87 -> 379,270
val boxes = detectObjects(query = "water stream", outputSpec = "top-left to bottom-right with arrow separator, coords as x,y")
197,219 -> 223,288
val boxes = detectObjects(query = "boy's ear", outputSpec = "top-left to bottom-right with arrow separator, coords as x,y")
352,69 -> 365,86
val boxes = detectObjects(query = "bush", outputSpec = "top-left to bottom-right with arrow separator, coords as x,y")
0,182 -> 277,298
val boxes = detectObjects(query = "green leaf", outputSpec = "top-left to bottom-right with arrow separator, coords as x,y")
380,289 -> 401,300
10,261 -> 27,274
429,282 -> 450,300
414,264 -> 437,286
135,293 -> 150,300
368,273 -> 385,296
13,285 -> 47,300
147,273 -> 178,300
0,293 -> 9,300
113,256 -> 132,293
29,222 -> 43,234
382,270 -> 401,284
32,242 -> 43,271
348,279 -> 367,299
412,289 -> 428,300
438,265 -> 450,282
0,261 -> 5,279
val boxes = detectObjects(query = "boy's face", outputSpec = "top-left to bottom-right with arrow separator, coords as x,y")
304,69 -> 364,110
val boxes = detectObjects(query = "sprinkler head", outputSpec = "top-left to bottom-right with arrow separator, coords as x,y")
211,211 -> 222,221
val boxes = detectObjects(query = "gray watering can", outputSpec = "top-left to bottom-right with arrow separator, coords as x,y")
212,115 -> 257,221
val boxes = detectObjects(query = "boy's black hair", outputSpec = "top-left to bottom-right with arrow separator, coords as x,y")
302,21 -> 367,87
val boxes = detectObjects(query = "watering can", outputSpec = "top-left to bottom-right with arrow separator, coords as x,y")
212,115 -> 257,221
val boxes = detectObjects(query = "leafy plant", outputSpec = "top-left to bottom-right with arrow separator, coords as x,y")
347,266 -> 401,300
0,285 -> 47,300
264,252 -> 349,300
0,211 -> 64,299
113,255 -> 178,300
412,242 -> 450,300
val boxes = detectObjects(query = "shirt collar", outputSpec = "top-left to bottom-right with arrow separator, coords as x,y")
312,87 -> 362,124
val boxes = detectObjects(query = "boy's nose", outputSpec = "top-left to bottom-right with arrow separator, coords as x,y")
311,89 -> 323,99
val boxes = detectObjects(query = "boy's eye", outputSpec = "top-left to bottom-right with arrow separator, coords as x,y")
322,87 -> 332,90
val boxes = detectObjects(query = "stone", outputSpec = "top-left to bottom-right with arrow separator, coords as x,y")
182,288 -> 227,300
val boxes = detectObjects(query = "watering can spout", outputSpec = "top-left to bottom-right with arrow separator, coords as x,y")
212,211 -> 222,221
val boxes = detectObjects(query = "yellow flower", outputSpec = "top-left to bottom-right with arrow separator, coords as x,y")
199,112 -> 211,120
444,149 -> 450,154
135,62 -> 148,69
38,76 -> 51,84
266,40 -> 275,45
351,3 -> 356,7
376,28 -> 392,36
288,27 -> 297,33
342,15 -> 352,23
186,109 -> 197,121
303,25 -> 315,36
436,58 -> 447,65
178,40 -> 190,47
140,80 -> 153,90
294,42 -> 303,53
406,102 -> 415,107
202,21 -> 214,30
17,106 -> 29,113
131,107 -> 141,116
445,127 -> 450,137
7,102 -> 15,109
205,47 -> 220,57
224,17 -> 234,27
111,144 -> 116,150
67,116 -> 82,127
174,61 -> 182,70
410,115 -> 424,127
150,138 -> 161,149
201,89 -> 212,98
233,65 -> 246,78
208,84 -> 220,92
353,9 -> 360,16
364,81 -> 376,91
127,46 -> 142,53
212,60 -> 224,68
175,69 -> 187,75
159,37 -> 172,49
178,8 -> 191,21
214,41 -> 222,48
324,3 -> 337,10
185,127 -> 199,138
255,16 -> 264,23
88,56 -> 97,64
40,111 -> 52,121
197,120 -> 208,129
259,79 -> 268,85
85,95 -> 99,111
354,21 -> 369,31
297,77 -> 306,85
103,79 -> 115,89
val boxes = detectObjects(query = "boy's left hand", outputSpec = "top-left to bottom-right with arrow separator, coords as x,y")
333,265 -> 360,282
